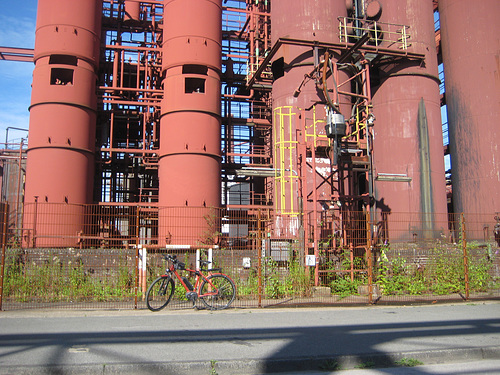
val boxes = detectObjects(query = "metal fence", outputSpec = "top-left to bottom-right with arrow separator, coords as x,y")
1,203 -> 499,311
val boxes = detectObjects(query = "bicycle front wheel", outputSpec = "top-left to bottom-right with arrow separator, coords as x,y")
146,276 -> 175,312
199,274 -> 236,310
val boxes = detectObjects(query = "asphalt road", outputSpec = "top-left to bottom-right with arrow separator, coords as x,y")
0,302 -> 499,374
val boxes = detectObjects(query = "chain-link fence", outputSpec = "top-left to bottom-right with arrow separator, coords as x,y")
1,203 -> 499,310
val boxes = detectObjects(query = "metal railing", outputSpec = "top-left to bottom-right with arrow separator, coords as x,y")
338,17 -> 412,50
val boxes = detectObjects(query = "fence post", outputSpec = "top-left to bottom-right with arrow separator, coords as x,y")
134,206 -> 140,309
461,213 -> 469,300
257,209 -> 262,308
33,196 -> 38,248
0,203 -> 9,311
138,246 -> 147,300
366,209 -> 373,304
15,140 -> 23,231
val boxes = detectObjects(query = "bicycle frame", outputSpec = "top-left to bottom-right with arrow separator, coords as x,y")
146,255 -> 236,311
163,263 -> 223,298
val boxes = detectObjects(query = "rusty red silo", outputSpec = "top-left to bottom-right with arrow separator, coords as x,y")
124,1 -> 141,22
271,0 -> 349,222
439,0 -> 500,222
23,0 -> 102,247
370,0 -> 448,239
158,0 -> 222,245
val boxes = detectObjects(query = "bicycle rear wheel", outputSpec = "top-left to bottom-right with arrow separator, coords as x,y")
199,274 -> 236,310
146,276 -> 175,311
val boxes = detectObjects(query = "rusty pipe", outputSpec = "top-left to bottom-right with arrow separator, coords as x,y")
223,89 -> 254,99
322,52 -> 341,113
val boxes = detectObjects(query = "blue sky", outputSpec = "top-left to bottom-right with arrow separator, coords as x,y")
0,0 -> 37,146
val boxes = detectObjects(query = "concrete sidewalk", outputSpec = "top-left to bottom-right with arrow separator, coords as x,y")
1,302 -> 499,374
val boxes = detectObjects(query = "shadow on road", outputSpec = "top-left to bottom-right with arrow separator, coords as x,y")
1,315 -> 500,374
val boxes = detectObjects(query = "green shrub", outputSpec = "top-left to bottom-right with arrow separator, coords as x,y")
375,244 -> 494,296
3,250 -> 136,302
330,276 -> 361,298
236,268 -> 259,297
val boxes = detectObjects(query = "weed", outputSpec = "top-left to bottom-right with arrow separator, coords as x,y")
209,359 -> 218,375
262,254 -> 311,299
355,361 -> 375,369
375,244 -> 494,296
284,256 -> 309,297
330,276 -> 361,298
395,357 -> 423,367
319,359 -> 339,371
3,248 -> 136,303
173,280 -> 188,301
236,268 -> 259,297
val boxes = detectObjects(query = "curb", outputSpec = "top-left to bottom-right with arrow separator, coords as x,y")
2,346 -> 499,375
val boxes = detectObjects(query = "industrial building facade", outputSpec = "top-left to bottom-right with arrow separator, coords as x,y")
0,0 -> 499,299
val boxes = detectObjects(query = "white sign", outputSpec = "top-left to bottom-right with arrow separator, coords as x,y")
305,255 -> 316,266
242,257 -> 251,269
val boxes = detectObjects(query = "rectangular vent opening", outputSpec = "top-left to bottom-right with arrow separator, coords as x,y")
51,68 -> 74,85
185,77 -> 205,93
49,55 -> 78,66
182,64 -> 208,75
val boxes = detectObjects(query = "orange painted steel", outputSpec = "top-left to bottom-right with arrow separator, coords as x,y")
370,0 -> 448,240
124,0 -> 141,21
158,0 -> 222,245
271,1 -> 350,286
439,0 -> 500,225
13,0 -> 493,252
271,0 -> 349,216
0,47 -> 34,62
24,0 -> 102,247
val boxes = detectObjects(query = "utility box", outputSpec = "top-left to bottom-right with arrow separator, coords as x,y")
325,112 -> 346,138
261,239 -> 291,261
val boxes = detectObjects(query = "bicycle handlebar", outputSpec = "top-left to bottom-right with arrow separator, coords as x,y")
164,254 -> 177,262
164,254 -> 187,270
163,254 -> 213,270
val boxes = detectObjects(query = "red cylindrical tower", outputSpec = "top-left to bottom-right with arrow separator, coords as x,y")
439,0 -> 500,219
271,0 -> 349,220
24,0 -> 102,247
159,0 -> 222,245
371,0 -> 448,238
124,1 -> 141,21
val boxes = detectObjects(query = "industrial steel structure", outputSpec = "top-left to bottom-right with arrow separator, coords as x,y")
24,0 -> 102,247
438,0 -> 500,219
1,0 -> 499,268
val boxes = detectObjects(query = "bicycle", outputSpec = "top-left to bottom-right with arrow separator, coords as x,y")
146,254 -> 236,312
